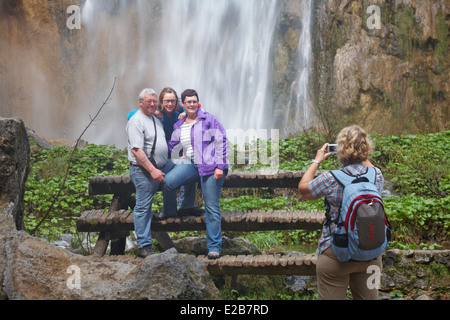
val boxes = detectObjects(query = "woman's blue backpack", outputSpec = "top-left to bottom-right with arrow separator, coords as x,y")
328,167 -> 391,262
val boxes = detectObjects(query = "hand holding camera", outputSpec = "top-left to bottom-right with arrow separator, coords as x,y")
327,144 -> 337,154
312,143 -> 335,166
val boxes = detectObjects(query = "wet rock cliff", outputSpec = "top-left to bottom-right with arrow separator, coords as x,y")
310,0 -> 448,136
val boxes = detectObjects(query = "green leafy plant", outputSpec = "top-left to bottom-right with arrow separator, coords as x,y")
372,131 -> 449,198
24,144 -> 130,240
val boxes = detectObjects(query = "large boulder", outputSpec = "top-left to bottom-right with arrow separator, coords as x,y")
2,233 -> 219,300
0,117 -> 30,231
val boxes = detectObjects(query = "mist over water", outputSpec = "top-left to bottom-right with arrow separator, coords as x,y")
1,0 -> 313,147
81,0 -> 281,146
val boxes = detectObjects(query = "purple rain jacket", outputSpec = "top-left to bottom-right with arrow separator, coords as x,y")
168,108 -> 229,177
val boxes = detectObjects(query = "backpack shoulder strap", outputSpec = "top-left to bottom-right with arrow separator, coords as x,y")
331,166 -> 378,186
367,166 -> 377,184
358,166 -> 377,184
330,169 -> 354,187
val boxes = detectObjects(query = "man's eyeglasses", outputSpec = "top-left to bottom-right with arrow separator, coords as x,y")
142,99 -> 157,105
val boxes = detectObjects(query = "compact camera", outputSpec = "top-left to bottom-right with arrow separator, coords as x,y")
327,144 -> 337,154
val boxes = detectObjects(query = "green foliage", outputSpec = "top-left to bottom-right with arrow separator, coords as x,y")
237,130 -> 449,247
24,144 -> 129,240
384,194 -> 449,241
217,275 -> 317,300
220,195 -> 294,211
372,131 -> 449,198
231,130 -> 340,171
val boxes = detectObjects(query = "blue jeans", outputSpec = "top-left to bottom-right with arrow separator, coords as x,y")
172,158 -> 197,208
200,173 -> 225,252
178,184 -> 197,208
163,162 -> 225,252
129,160 -> 177,248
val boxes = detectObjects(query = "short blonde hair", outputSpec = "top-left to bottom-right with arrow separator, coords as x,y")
336,125 -> 373,164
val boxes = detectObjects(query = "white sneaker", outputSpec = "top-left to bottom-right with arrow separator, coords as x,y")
207,251 -> 220,260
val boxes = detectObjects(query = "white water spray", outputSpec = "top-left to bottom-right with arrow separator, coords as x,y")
79,0 -> 281,146
1,1 -> 313,146
284,0 -> 313,135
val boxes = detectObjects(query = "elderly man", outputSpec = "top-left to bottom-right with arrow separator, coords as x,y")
126,88 -> 176,258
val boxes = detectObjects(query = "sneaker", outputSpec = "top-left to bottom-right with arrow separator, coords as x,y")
207,251 -> 220,260
152,211 -> 166,220
178,207 -> 205,217
138,245 -> 154,258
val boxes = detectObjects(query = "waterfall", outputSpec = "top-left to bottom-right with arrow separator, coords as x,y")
284,0 -> 313,136
77,0 -> 280,146
0,0 -> 314,146
156,0 -> 279,132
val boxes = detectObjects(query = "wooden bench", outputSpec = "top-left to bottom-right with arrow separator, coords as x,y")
87,170 -> 310,195
77,209 -> 324,233
77,170 -> 323,275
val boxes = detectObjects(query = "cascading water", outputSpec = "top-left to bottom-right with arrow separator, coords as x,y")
156,0 -> 279,132
79,0 -> 281,146
284,0 -> 313,135
1,0 -> 313,146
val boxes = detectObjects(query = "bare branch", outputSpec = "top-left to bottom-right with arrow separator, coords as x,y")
30,77 -> 117,236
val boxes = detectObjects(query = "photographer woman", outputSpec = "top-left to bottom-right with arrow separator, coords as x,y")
298,125 -> 384,300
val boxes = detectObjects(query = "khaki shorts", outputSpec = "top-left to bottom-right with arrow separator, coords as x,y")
316,247 -> 382,300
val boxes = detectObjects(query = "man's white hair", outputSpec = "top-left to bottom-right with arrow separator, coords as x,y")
138,88 -> 157,100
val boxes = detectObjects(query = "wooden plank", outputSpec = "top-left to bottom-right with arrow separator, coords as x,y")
105,212 -> 115,225
234,255 -> 245,267
88,171 -> 321,195
90,210 -> 105,224
243,255 -> 253,267
125,211 -> 134,224
287,254 -> 296,266
198,253 -> 317,276
119,210 -> 132,224
219,256 -> 232,267
78,209 -> 324,233
295,254 -> 305,266
113,210 -> 125,223
304,254 -> 312,266
78,210 -> 90,222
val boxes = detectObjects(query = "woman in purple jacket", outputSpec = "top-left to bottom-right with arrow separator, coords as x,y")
163,89 -> 229,259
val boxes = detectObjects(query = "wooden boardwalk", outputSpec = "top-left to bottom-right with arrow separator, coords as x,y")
87,170 -> 317,195
197,252 -> 317,275
76,170 -> 322,275
77,209 -> 325,233
89,252 -> 317,275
